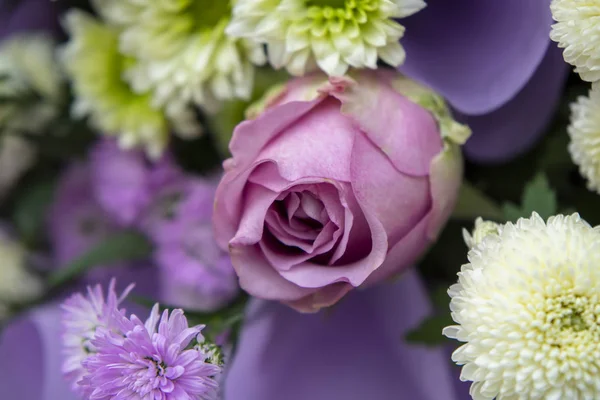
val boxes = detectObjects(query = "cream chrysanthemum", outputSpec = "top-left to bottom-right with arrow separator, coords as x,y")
567,83 -> 600,194
550,0 -> 600,82
0,34 -> 65,136
61,11 -> 199,158
462,217 -> 501,249
95,0 -> 266,113
444,213 -> 600,400
0,232 -> 43,310
227,0 -> 426,76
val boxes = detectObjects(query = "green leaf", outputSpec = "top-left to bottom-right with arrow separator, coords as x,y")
48,231 -> 153,289
405,314 -> 454,347
452,182 -> 504,221
502,173 -> 558,221
12,179 -> 57,246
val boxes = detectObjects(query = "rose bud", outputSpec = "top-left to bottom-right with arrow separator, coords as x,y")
213,70 -> 470,313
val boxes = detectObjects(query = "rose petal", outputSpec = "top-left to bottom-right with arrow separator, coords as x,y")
224,269 -> 460,399
331,72 -> 442,177
229,97 -> 324,169
350,133 -> 430,244
255,98 -> 356,183
461,45 -> 569,163
426,144 -> 463,240
401,0 -> 553,115
229,244 -> 316,301
230,183 -> 279,246
215,97 -> 326,248
266,210 -> 319,244
260,221 -> 339,271
363,216 -> 430,286
284,282 -> 354,313
277,200 -> 387,288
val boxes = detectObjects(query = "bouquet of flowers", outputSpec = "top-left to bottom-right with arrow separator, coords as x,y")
0,0 -> 597,399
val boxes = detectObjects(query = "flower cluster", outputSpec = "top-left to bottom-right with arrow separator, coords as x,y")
90,139 -> 240,311
61,280 -> 223,399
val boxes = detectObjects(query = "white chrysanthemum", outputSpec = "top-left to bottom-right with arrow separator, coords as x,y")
0,232 -> 43,307
94,0 -> 266,113
227,0 -> 426,76
0,34 -> 65,136
61,11 -> 200,158
462,217 -> 501,249
0,135 -> 36,202
444,213 -> 600,400
550,0 -> 600,82
567,83 -> 600,194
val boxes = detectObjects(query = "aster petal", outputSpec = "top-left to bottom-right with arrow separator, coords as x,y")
401,0 -> 553,115
224,269 -> 461,400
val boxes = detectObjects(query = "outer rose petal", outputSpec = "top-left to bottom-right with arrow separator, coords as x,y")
331,72 -> 442,177
461,45 -> 569,163
401,0 -> 553,115
427,144 -> 464,239
0,305 -> 78,400
224,269 -> 461,400
256,98 -> 356,183
350,132 -> 430,243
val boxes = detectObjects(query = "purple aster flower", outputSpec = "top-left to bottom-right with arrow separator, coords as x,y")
90,139 -> 182,226
140,176 -> 239,311
61,279 -> 134,394
48,161 -> 121,267
224,269 -> 467,400
401,0 -> 569,162
0,304 -> 78,400
80,304 -> 222,400
47,160 -> 160,294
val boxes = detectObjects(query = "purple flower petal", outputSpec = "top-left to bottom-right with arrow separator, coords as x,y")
401,0 -> 553,115
90,139 -> 151,226
0,305 -> 79,400
461,45 -> 569,163
0,0 -> 60,38
224,269 -> 462,400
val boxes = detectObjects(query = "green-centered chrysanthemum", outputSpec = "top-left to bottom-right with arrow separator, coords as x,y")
61,11 -> 197,158
94,0 -> 266,113
227,0 -> 426,76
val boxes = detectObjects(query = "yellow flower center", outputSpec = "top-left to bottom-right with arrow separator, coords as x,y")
541,291 -> 600,348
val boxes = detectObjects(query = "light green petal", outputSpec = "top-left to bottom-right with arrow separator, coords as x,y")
62,11 -> 170,157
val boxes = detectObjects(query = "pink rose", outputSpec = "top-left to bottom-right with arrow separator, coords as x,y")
213,70 -> 469,313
